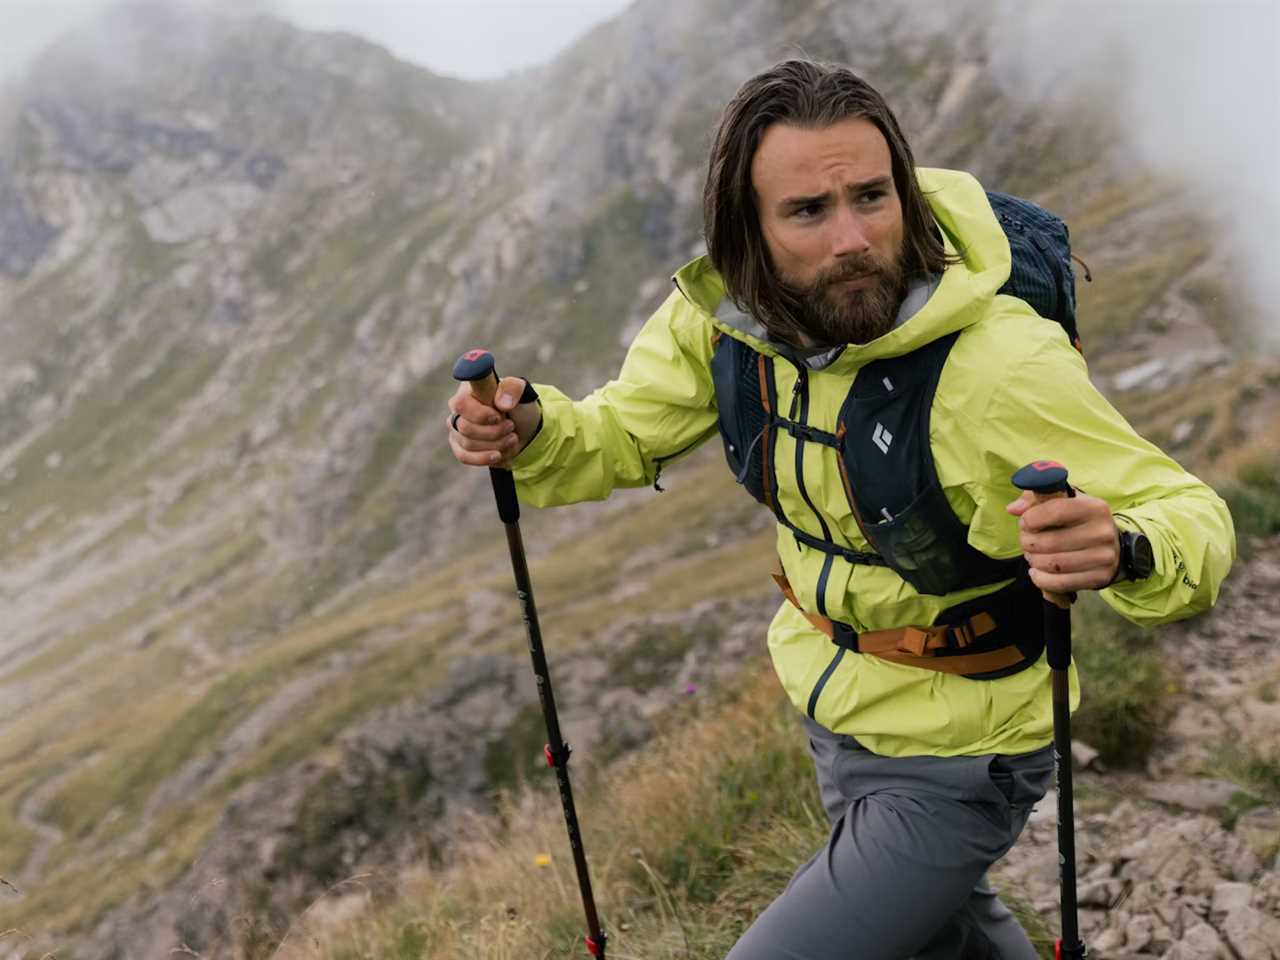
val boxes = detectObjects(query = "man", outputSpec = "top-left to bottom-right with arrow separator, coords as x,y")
445,60 -> 1234,958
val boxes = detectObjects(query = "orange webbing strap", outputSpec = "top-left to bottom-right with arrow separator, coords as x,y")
757,353 -> 775,512
868,644 -> 1027,675
770,567 -> 1024,676
771,568 -> 833,636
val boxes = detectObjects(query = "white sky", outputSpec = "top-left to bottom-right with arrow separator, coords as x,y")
0,0 -> 636,82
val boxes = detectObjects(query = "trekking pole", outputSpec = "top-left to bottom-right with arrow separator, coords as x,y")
453,349 -> 608,960
1011,461 -> 1087,960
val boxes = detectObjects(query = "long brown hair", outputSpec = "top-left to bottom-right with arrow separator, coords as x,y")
703,59 -> 952,343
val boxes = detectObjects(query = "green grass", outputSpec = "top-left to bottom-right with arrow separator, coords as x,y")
1201,738 -> 1280,839
0,333 -> 229,552
1071,593 -> 1169,768
1221,455 -> 1280,540
1205,738 -> 1280,806
1075,237 -> 1208,343
1181,275 -> 1248,352
320,664 -> 1058,960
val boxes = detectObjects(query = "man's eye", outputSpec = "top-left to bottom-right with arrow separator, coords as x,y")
793,203 -> 823,219
859,190 -> 886,205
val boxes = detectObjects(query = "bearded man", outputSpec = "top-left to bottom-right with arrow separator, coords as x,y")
445,60 -> 1234,958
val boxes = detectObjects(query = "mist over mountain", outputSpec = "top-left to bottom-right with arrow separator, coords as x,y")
1,2 -> 1276,956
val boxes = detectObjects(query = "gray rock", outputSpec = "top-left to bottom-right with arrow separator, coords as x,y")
1235,807 -> 1280,863
1090,925 -> 1126,952
1230,845 -> 1262,882
1079,877 -> 1125,908
1113,358 -> 1167,392
1180,922 -> 1230,959
1145,779 -> 1247,813
1150,920 -> 1176,954
1222,906 -> 1280,960
1212,882 -> 1255,917
1125,913 -> 1154,952
1072,740 -> 1103,770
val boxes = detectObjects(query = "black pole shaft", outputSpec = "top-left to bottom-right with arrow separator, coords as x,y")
1009,462 -> 1087,959
1045,601 -> 1086,959
491,468 -> 607,957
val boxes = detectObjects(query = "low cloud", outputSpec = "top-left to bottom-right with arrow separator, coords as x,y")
985,0 -> 1279,341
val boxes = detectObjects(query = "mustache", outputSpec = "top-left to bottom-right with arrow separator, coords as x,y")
815,256 -> 884,287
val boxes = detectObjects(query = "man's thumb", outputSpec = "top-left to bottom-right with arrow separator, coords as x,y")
495,376 -> 527,411
1005,491 -> 1034,517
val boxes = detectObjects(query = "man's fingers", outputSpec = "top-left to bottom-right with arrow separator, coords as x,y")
1029,565 -> 1113,593
451,424 -> 521,459
1028,547 -> 1117,576
448,410 -> 516,444
1020,525 -> 1114,555
448,428 -> 510,466
1015,496 -> 1084,532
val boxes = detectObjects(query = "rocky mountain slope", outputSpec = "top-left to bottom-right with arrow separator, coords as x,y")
995,534 -> 1280,960
0,1 -> 1276,957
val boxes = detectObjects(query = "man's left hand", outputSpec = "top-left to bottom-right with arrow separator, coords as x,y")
1005,490 -> 1121,593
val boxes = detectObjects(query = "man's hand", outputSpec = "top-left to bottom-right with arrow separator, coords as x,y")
446,376 -> 541,468
1006,490 -> 1121,593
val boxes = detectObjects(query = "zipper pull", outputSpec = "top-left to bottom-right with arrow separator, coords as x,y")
789,366 -> 807,419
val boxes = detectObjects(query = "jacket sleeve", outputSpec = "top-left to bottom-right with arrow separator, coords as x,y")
966,331 -> 1236,627
509,288 -> 720,507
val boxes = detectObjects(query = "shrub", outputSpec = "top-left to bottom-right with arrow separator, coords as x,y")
1221,456 -> 1280,540
1071,593 -> 1170,768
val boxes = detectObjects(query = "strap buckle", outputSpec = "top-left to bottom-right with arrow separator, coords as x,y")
948,621 -> 976,648
897,615 -> 992,656
897,626 -> 933,657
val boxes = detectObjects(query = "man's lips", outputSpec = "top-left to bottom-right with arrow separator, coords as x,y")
831,273 -> 876,292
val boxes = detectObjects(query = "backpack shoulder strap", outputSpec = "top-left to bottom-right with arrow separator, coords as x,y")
710,333 -> 778,508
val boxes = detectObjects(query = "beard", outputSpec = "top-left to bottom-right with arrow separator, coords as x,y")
783,248 -> 907,347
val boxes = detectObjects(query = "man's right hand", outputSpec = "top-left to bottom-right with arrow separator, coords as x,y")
446,376 -> 541,468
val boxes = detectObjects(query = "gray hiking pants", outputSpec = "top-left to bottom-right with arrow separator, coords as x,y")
726,717 -> 1054,960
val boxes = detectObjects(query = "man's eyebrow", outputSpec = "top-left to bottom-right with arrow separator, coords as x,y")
779,191 -> 832,209
778,176 -> 893,209
849,176 -> 893,194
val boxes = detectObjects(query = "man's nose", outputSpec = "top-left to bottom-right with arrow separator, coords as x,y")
830,204 -> 872,258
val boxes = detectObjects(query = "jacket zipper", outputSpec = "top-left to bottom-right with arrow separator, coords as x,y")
788,362 -> 846,720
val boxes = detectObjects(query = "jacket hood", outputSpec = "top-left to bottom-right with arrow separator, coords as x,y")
672,168 -> 1012,374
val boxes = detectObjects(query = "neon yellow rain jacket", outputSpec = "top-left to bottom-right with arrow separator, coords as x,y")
511,168 -> 1236,758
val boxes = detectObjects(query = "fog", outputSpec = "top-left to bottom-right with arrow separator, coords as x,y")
0,0 -> 633,82
985,0 -> 1279,339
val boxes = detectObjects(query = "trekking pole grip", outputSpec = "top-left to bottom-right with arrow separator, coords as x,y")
453,349 -> 520,524
1011,461 -> 1077,611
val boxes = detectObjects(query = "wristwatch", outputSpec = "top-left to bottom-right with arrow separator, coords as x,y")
1114,530 -> 1155,583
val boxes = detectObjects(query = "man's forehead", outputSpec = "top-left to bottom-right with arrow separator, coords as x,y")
751,117 -> 892,196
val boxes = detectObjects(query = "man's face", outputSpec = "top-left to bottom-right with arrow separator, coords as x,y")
751,117 -> 907,345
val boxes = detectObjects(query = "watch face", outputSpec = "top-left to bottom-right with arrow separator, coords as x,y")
1131,533 -> 1155,578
